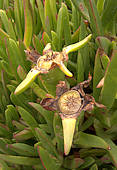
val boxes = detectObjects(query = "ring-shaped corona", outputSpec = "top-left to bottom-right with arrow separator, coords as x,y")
58,90 -> 82,115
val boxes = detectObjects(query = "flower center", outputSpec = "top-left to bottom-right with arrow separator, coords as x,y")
58,90 -> 82,115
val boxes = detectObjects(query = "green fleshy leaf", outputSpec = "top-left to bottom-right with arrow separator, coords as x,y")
100,53 -> 110,71
53,113 -> 64,153
0,124 -> 12,139
12,120 -> 26,131
105,125 -> 117,139
72,3 -> 80,34
0,39 -> 8,62
0,9 -> 16,40
80,117 -> 94,132
14,0 -> 23,39
104,138 -> 117,168
63,155 -> 84,169
85,0 -> 103,37
97,0 -> 105,16
78,157 -> 95,169
44,0 -> 52,35
64,0 -> 72,9
56,6 -> 64,51
30,82 -> 47,99
71,0 -> 90,21
36,0 -> 46,31
110,110 -> 117,127
33,35 -> 44,55
49,0 -> 57,30
74,131 -> 110,150
17,65 -> 26,80
1,60 -> 13,77
3,0 -> 9,9
51,31 -> 59,51
94,111 -> 111,130
79,148 -> 106,158
29,102 -> 54,133
93,48 -> 104,101
1,69 -> 10,104
0,0 -> 3,9
35,127 -> 59,158
8,143 -> 38,157
38,67 -> 65,96
42,31 -> 51,45
0,160 -> 11,170
5,105 -> 19,130
101,0 -> 117,32
37,12 -> 43,35
71,27 -> 80,44
30,0 -> 37,35
80,17 -> 90,75
0,154 -> 42,166
89,163 -> 98,170
77,52 -> 84,83
39,124 -> 51,134
18,40 -> 31,70
7,85 -> 16,93
13,129 -> 34,141
96,36 -> 112,55
0,28 -> 9,40
37,146 -> 62,170
10,92 -> 34,113
23,0 -> 33,48
17,106 -> 38,128
6,38 -> 25,81
100,46 -> 117,108
62,3 -> 71,45
0,138 -> 17,155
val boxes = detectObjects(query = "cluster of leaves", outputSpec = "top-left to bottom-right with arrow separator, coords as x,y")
0,0 -> 117,169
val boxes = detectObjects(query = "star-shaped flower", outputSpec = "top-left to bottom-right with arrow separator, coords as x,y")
41,75 -> 106,155
15,34 -> 92,95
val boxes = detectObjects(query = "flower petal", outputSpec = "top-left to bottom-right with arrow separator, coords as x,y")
63,34 -> 92,54
62,118 -> 76,155
58,61 -> 73,77
14,69 -> 40,95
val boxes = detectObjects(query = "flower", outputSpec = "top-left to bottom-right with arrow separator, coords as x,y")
14,34 -> 92,95
40,75 -> 106,155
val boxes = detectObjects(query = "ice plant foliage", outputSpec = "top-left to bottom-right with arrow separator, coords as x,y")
0,0 -> 117,169
14,34 -> 92,95
41,74 -> 106,155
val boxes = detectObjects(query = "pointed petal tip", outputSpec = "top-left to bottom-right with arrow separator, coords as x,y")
58,62 -> 73,77
66,71 -> 73,77
62,118 -> 76,156
63,34 -> 92,54
14,69 -> 40,95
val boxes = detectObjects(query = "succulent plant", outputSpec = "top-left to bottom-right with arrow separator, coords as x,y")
0,0 -> 117,169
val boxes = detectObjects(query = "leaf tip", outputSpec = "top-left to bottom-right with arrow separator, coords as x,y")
96,77 -> 104,88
